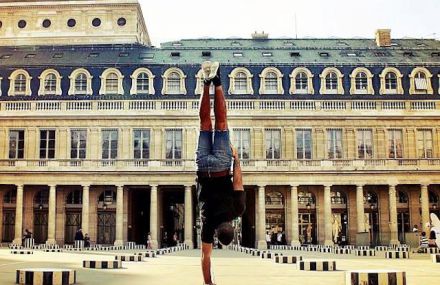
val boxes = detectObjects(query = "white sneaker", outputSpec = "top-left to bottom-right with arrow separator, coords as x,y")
201,61 -> 212,81
207,61 -> 219,80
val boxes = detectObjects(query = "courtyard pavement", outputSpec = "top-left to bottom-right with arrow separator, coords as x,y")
0,247 -> 439,285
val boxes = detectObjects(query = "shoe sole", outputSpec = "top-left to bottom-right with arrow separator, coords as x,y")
207,61 -> 219,80
201,61 -> 212,81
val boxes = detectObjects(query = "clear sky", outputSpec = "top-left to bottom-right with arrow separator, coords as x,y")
139,0 -> 440,46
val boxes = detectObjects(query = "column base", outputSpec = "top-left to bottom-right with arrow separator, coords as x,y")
256,240 -> 267,250
389,239 -> 400,246
150,240 -> 158,250
291,240 -> 301,246
45,239 -> 57,246
184,240 -> 193,249
12,238 -> 22,246
114,240 -> 124,246
324,240 -> 334,246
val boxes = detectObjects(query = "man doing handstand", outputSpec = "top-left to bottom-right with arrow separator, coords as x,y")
196,61 -> 246,285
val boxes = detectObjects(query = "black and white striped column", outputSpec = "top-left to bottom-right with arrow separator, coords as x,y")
114,255 -> 143,262
299,260 -> 337,271
334,248 -> 351,254
24,238 -> 35,249
346,270 -> 406,285
355,249 -> 375,256
274,255 -> 302,264
135,252 -> 156,258
16,268 -> 76,285
374,246 -> 388,251
385,251 -> 409,259
74,240 -> 84,249
11,250 -> 33,255
432,254 -> 440,263
83,260 -> 122,269
425,248 -> 440,254
261,252 -> 281,259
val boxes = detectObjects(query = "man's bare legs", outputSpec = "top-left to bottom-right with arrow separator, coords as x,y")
201,242 -> 213,284
200,84 -> 212,131
214,85 -> 227,131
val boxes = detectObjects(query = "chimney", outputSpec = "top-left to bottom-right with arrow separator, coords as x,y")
252,31 -> 269,40
375,29 -> 391,47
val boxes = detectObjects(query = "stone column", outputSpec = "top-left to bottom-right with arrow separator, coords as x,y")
290,185 -> 300,246
46,184 -> 57,245
184,185 -> 194,248
256,185 -> 267,249
81,185 -> 90,235
420,184 -> 430,232
13,185 -> 24,245
323,185 -> 334,246
149,185 -> 159,249
388,185 -> 400,245
356,185 -> 365,233
114,185 -> 124,246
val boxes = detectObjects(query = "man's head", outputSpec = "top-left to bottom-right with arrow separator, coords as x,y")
217,222 -> 234,246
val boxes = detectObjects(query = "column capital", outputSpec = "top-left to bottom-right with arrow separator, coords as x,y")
150,185 -> 158,190
388,184 -> 397,189
81,184 -> 91,188
184,185 -> 193,190
324,184 -> 332,189
48,184 -> 57,188
420,184 -> 429,189
356,184 -> 364,188
257,185 -> 266,189
115,184 -> 124,189
16,184 -> 24,189
290,185 -> 299,189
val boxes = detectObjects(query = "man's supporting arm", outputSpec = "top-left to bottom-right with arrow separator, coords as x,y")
201,242 -> 213,284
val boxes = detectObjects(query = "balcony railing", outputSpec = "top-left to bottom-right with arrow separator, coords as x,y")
1,99 -> 439,117
2,158 -> 440,173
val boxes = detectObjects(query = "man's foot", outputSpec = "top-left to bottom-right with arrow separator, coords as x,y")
211,62 -> 221,87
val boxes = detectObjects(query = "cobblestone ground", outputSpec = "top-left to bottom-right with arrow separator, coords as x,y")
1,248 -> 439,285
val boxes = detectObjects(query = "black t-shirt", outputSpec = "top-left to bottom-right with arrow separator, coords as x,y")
197,175 -> 246,244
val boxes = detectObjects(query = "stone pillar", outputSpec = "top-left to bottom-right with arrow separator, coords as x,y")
356,185 -> 365,233
149,185 -> 159,249
420,184 -> 430,232
81,185 -> 90,235
13,185 -> 24,245
256,185 -> 267,249
114,185 -> 124,246
323,185 -> 334,246
388,185 -> 400,246
46,184 -> 57,245
184,185 -> 194,248
290,185 -> 300,246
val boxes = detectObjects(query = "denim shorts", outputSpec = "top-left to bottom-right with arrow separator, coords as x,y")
196,130 -> 232,173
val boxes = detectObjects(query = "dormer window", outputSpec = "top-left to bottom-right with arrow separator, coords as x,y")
385,72 -> 397,92
409,67 -> 433,95
68,68 -> 93,96
289,67 -> 314,95
259,67 -> 283,95
38,69 -> 62,96
99,68 -> 124,95
228,67 -> 253,95
379,67 -> 404,95
319,67 -> 344,95
161,68 -> 187,95
130,68 -> 155,95
350,68 -> 374,95
8,69 -> 32,96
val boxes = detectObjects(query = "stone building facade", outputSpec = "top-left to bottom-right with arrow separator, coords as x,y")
0,0 -> 440,249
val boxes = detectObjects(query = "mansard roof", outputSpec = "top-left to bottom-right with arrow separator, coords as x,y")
0,38 -> 439,67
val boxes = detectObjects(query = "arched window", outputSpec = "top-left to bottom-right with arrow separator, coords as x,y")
8,69 -> 32,96
326,72 -> 338,90
409,67 -> 433,95
296,72 -> 308,92
75,73 -> 88,93
397,190 -> 409,204
265,191 -> 284,207
15,74 -> 27,93
235,72 -> 247,92
44,73 -> 57,93
228,67 -> 253,95
3,190 -> 16,204
298,191 -> 316,207
355,72 -> 368,91
364,191 -> 378,209
69,68 -> 93,96
264,72 -> 277,92
350,68 -> 374,95
167,72 -> 181,92
429,190 -> 439,204
66,190 -> 82,205
98,190 -> 116,206
331,190 -> 347,204
385,72 -> 397,91
106,72 -> 119,94
34,190 -> 49,206
136,72 -> 150,93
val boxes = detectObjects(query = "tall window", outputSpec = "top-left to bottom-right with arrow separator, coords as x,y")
355,72 -> 368,92
232,129 -> 250,160
296,129 -> 312,159
75,73 -> 87,93
414,72 -> 428,91
44,73 -> 57,93
325,72 -> 338,90
385,72 -> 397,91
388,129 -> 403,159
167,72 -> 181,93
102,130 -> 118,159
357,129 -> 373,159
105,73 -> 119,94
133,129 -> 150,159
165,129 -> 182,159
9,130 -> 24,159
39,130 -> 55,159
70,129 -> 87,159
234,72 -> 247,92
137,72 -> 149,93
417,129 -> 433,158
15,74 -> 26,93
295,72 -> 308,93
327,129 -> 343,159
264,72 -> 277,92
265,129 -> 281,159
